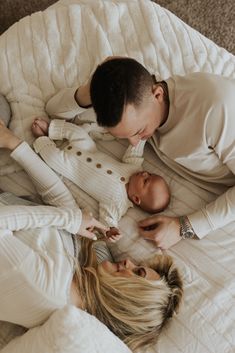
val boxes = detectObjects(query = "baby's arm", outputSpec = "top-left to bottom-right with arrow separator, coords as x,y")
99,203 -> 122,242
122,140 -> 146,167
11,141 -> 77,208
48,119 -> 96,151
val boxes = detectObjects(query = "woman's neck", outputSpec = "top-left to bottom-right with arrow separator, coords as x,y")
70,276 -> 84,308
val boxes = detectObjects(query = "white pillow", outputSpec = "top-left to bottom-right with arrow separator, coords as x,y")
1,306 -> 132,353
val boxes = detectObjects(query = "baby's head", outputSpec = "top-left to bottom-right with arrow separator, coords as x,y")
127,171 -> 170,213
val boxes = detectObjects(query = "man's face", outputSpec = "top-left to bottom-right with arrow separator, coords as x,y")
108,85 -> 166,146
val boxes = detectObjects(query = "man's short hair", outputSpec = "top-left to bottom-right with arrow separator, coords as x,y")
90,58 -> 153,127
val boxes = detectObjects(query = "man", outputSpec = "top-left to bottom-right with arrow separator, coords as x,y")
46,57 -> 235,249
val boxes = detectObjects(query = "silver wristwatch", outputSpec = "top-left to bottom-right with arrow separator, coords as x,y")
179,216 -> 195,239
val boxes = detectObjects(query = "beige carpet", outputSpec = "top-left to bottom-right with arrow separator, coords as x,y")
0,0 -> 234,54
156,0 -> 235,55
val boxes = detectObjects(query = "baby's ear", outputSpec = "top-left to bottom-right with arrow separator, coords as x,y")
132,195 -> 141,205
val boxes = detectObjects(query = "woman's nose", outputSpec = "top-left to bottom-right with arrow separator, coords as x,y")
122,259 -> 135,269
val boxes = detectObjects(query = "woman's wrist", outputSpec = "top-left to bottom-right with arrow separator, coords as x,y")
75,84 -> 92,108
8,137 -> 23,151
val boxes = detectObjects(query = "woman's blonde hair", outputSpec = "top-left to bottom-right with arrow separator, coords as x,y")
74,239 -> 183,351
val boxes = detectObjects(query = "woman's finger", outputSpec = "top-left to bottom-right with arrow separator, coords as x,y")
92,218 -> 109,232
82,229 -> 97,240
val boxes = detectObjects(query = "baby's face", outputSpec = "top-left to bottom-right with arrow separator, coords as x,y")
127,171 -> 170,212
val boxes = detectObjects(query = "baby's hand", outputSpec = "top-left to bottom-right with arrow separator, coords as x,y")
105,227 -> 123,243
31,118 -> 49,137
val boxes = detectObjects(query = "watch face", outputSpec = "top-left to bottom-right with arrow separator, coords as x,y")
183,229 -> 195,239
179,216 -> 195,239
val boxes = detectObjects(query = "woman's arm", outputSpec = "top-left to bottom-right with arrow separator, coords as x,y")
0,204 -> 82,234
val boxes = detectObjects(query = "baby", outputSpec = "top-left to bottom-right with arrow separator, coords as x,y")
32,118 -> 170,236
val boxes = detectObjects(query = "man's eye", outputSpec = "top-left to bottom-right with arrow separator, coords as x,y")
138,129 -> 145,137
134,267 -> 146,278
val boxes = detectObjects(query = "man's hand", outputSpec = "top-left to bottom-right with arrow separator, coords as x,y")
75,81 -> 91,108
78,211 -> 108,240
138,215 -> 181,249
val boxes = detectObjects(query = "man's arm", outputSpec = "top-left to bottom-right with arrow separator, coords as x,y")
138,85 -> 235,248
46,82 -> 91,120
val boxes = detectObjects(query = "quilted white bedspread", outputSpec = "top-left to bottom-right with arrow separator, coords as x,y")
0,1 -> 234,352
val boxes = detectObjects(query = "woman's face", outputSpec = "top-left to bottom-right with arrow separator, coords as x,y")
100,259 -> 160,280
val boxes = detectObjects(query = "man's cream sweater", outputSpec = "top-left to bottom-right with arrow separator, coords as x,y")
150,72 -> 235,237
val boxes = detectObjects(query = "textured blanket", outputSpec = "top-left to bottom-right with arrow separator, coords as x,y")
0,1 -> 234,353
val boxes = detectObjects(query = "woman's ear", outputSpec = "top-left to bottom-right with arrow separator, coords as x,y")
132,195 -> 141,205
152,84 -> 164,103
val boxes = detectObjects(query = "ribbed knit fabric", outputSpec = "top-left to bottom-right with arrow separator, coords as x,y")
0,142 -> 84,327
0,141 -> 114,328
34,120 -> 146,227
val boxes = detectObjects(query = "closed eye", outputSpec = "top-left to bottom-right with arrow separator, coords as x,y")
133,267 -> 146,278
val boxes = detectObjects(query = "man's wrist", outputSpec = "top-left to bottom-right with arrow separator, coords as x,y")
179,216 -> 196,239
74,85 -> 92,108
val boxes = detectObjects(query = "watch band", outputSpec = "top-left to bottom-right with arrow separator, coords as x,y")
179,216 -> 196,239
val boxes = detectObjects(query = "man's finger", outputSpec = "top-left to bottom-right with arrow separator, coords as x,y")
139,228 -> 158,240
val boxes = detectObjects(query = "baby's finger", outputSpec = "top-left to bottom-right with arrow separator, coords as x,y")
107,237 -> 118,243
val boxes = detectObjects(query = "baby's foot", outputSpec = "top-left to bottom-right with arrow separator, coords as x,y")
0,119 -> 22,150
31,118 -> 49,137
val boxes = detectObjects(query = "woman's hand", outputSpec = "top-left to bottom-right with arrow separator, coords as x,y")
0,119 -> 22,150
78,211 -> 109,240
138,215 -> 182,250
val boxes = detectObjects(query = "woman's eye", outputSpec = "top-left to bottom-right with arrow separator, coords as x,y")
134,267 -> 146,278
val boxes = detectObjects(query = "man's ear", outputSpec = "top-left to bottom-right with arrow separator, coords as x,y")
152,84 -> 164,103
132,195 -> 141,205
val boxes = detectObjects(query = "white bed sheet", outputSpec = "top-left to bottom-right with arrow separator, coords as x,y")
0,1 -> 234,352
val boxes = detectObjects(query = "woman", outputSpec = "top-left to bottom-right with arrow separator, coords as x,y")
0,117 -> 183,351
